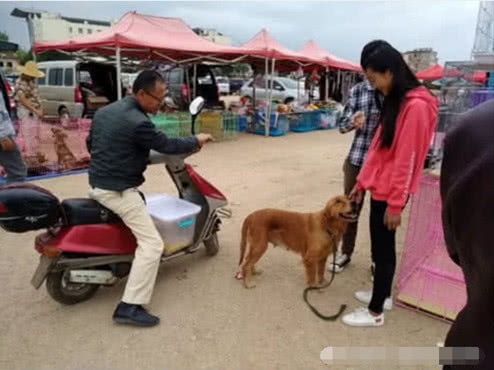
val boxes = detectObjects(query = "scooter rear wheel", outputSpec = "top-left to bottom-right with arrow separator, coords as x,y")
46,270 -> 100,305
204,233 -> 220,256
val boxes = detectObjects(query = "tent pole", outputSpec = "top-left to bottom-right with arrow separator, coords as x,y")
268,58 -> 276,137
193,63 -> 197,99
325,67 -> 329,101
265,57 -> 269,137
116,46 -> 122,100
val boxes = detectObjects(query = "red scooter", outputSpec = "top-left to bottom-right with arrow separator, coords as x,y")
0,97 -> 229,305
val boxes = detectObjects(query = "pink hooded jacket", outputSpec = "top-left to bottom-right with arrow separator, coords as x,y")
356,86 -> 438,214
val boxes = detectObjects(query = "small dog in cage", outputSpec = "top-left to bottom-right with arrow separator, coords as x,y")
51,127 -> 77,171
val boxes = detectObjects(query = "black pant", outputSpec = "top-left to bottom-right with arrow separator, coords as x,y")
368,199 -> 396,314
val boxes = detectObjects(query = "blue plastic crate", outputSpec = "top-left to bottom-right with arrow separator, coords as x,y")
238,116 -> 248,132
254,113 -> 289,136
290,111 -> 322,132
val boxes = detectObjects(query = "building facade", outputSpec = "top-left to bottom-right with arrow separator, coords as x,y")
402,48 -> 438,73
11,7 -> 112,45
192,28 -> 232,46
0,41 -> 19,73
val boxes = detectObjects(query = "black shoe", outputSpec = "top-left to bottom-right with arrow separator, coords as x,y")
113,302 -> 160,327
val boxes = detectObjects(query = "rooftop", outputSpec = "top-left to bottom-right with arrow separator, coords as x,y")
11,7 -> 111,27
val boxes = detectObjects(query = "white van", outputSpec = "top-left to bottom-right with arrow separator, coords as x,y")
37,60 -> 119,118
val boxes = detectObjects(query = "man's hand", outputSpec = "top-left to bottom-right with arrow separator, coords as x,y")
384,211 -> 401,231
349,186 -> 365,205
196,133 -> 214,148
351,111 -> 365,129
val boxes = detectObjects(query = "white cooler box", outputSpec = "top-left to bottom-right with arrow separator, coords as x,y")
146,194 -> 201,254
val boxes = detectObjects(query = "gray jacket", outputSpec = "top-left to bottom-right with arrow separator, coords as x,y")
87,96 -> 198,191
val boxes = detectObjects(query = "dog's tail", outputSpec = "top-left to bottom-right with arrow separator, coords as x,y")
238,216 -> 249,266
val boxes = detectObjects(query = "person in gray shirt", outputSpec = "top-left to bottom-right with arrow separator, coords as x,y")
0,73 -> 26,184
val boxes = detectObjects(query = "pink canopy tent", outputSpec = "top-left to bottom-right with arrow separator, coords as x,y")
416,64 -> 444,81
298,40 -> 361,72
33,12 -> 256,99
239,29 -> 325,136
33,12 -> 252,62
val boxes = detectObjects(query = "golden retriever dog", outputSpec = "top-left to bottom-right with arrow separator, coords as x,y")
51,127 -> 77,171
236,195 -> 357,289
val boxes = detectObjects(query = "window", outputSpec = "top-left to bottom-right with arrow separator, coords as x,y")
0,62 -> 3,67
6,62 -> 12,68
38,68 -> 47,85
78,28 -> 83,34
273,81 -> 284,91
64,68 -> 74,86
88,29 -> 92,34
69,27 -> 73,33
48,68 -> 63,86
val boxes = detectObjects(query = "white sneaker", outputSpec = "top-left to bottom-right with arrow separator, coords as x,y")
354,290 -> 393,310
342,307 -> 384,327
328,253 -> 351,273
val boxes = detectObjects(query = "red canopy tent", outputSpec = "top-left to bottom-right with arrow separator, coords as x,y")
33,12 -> 257,99
416,64 -> 443,80
33,12 -> 252,62
298,40 -> 361,72
238,29 -> 325,136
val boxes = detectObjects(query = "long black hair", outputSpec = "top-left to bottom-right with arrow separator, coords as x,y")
361,40 -> 422,148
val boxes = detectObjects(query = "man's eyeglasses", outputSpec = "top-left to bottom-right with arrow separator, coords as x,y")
145,90 -> 167,105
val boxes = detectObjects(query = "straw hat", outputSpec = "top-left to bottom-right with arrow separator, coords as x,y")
16,61 -> 45,78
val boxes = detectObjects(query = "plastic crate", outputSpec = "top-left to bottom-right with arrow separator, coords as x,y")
238,116 -> 248,132
318,109 -> 340,130
146,193 -> 201,254
254,113 -> 289,136
289,111 -> 322,132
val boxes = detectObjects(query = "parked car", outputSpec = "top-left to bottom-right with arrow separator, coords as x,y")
37,60 -> 119,118
240,76 -> 316,104
229,78 -> 245,95
216,76 -> 230,95
0,68 -> 16,112
161,64 -> 223,110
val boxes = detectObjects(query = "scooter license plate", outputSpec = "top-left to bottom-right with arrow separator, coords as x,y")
30,255 -> 56,289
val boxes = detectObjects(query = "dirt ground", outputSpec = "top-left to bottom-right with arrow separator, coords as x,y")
0,130 -> 450,369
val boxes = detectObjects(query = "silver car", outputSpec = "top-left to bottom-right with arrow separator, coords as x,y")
240,76 -> 318,104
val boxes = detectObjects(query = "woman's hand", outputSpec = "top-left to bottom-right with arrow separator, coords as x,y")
384,211 -> 401,230
349,186 -> 365,205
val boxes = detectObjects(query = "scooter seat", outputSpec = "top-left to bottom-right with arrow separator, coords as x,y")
62,198 -> 121,226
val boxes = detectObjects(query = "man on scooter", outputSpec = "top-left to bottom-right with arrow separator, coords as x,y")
86,70 -> 213,327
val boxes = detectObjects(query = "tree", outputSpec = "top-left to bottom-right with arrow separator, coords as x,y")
16,49 -> 34,65
0,31 -> 8,41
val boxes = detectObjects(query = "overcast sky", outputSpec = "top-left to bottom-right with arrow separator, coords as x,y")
0,1 -> 480,64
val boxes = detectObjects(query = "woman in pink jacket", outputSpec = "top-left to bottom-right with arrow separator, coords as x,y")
342,41 -> 438,327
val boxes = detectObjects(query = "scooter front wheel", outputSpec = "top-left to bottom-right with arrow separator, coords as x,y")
46,270 -> 100,305
204,233 -> 220,256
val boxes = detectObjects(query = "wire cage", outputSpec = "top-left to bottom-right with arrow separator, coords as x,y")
0,118 -> 91,181
395,173 -> 466,321
426,60 -> 494,170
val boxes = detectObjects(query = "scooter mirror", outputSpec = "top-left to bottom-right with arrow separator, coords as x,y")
189,96 -> 205,116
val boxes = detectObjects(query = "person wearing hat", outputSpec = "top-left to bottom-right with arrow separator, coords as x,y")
15,61 -> 45,156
